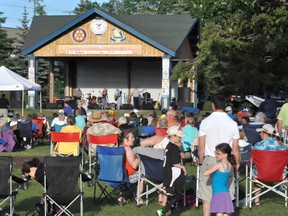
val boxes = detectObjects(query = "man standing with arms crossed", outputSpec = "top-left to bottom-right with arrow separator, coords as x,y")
198,95 -> 240,216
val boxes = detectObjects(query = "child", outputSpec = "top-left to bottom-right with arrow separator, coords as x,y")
204,143 -> 235,216
157,125 -> 187,216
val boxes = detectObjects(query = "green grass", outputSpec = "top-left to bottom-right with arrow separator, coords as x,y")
2,143 -> 288,216
1,109 -> 288,215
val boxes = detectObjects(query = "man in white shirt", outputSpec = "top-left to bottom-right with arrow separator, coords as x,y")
131,86 -> 144,109
198,95 -> 240,216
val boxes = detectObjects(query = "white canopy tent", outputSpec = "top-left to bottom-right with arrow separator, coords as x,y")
0,66 -> 42,116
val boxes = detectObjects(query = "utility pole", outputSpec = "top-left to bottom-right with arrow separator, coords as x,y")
29,0 -> 43,16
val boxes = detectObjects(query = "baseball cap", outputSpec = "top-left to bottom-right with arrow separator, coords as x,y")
225,106 -> 232,112
256,124 -> 275,134
124,113 -> 130,117
167,125 -> 186,137
58,109 -> 64,114
133,109 -> 139,113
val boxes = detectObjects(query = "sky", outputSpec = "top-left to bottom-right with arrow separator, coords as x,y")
0,0 -> 108,28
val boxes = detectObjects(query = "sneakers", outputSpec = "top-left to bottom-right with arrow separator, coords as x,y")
156,209 -> 165,216
24,144 -> 32,149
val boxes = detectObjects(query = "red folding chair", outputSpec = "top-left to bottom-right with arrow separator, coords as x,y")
32,119 -> 44,144
88,134 -> 118,173
50,132 -> 81,157
246,149 -> 288,208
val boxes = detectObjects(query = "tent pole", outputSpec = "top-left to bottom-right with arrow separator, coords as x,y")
22,90 -> 24,117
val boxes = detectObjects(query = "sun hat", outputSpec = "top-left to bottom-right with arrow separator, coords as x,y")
167,125 -> 186,137
89,111 -> 106,123
256,124 -> 275,134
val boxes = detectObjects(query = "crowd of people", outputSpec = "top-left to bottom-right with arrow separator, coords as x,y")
1,92 -> 288,215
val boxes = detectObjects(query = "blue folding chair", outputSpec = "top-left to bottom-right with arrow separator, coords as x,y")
136,154 -> 165,206
138,126 -> 156,142
141,126 -> 156,136
243,124 -> 263,146
94,146 -> 130,204
54,124 -> 67,132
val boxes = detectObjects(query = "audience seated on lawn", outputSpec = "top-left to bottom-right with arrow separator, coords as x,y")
75,109 -> 85,131
50,110 -> 67,132
0,114 -> 16,152
140,131 -> 169,149
54,116 -> 82,156
118,129 -> 142,204
86,119 -> 121,156
252,124 -> 288,205
181,117 -> 198,156
155,118 -> 168,136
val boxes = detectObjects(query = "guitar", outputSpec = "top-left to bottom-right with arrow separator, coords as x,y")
154,93 -> 161,110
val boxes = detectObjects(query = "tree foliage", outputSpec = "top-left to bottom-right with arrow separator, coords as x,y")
196,0 -> 288,96
73,0 -> 100,15
0,12 -> 14,67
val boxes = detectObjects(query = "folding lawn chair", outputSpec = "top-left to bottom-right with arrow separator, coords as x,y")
0,156 -> 27,215
138,126 -> 156,140
32,118 -> 45,144
246,150 -> 288,208
94,146 -> 130,204
136,153 -> 166,206
88,134 -> 118,173
53,124 -> 67,132
50,132 -> 81,157
235,143 -> 252,207
17,121 -> 33,147
243,124 -> 263,146
43,156 -> 84,216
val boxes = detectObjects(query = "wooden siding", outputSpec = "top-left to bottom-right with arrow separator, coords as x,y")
33,18 -> 165,57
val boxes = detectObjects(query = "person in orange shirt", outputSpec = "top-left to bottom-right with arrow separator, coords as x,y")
166,109 -> 179,128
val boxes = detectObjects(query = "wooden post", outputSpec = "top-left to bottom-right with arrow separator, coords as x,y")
49,60 -> 54,103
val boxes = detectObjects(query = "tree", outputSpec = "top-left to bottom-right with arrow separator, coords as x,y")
101,0 -> 124,14
0,12 -> 14,67
195,0 -> 288,96
73,0 -> 99,15
7,7 -> 31,78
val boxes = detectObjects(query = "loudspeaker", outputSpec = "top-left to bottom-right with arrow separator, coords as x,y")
178,102 -> 193,109
121,104 -> 133,110
108,103 -> 117,109
10,91 -> 22,108
178,87 -> 191,103
143,92 -> 151,103
142,102 -> 154,110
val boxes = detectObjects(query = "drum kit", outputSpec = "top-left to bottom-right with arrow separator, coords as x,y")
86,92 -> 116,110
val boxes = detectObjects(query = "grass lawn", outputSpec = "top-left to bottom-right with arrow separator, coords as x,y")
1,141 -> 288,215
1,109 -> 288,215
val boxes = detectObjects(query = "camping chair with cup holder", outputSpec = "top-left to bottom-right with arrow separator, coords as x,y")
0,156 -> 28,215
43,156 -> 84,216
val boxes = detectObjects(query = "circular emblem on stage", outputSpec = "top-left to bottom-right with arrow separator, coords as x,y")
90,18 -> 108,35
72,28 -> 87,43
